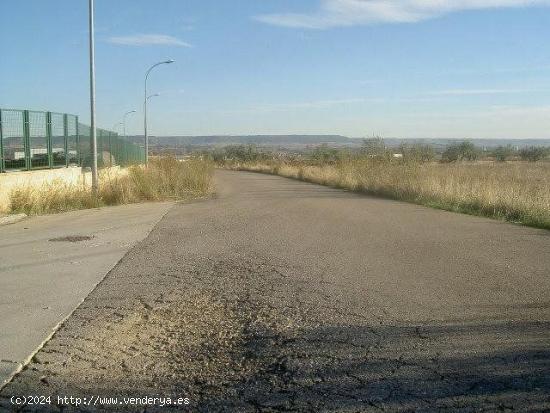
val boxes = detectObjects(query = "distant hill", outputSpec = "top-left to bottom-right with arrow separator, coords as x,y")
126,135 -> 550,150
127,135 -> 355,147
383,138 -> 550,150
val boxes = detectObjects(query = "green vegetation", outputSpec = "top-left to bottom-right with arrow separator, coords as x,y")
9,157 -> 214,215
442,141 -> 479,162
398,143 -> 436,162
216,143 -> 550,230
519,146 -> 549,162
493,145 -> 515,162
209,144 -> 271,163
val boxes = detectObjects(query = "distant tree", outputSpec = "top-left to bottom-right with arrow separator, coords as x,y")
209,148 -> 226,163
398,143 -> 436,163
215,144 -> 270,162
442,146 -> 458,162
458,141 -> 479,161
492,145 -> 514,162
519,146 -> 548,162
311,144 -> 338,163
362,137 -> 390,159
442,141 -> 479,162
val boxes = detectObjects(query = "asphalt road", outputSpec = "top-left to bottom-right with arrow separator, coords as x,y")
1,170 -> 549,412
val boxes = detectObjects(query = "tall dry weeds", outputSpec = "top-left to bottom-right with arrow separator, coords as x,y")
8,157 -> 214,215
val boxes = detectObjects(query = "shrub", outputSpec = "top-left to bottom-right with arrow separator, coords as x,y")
493,145 -> 515,162
310,144 -> 344,163
442,141 -> 479,162
218,145 -> 270,163
361,137 -> 391,160
519,146 -> 548,162
399,143 -> 436,163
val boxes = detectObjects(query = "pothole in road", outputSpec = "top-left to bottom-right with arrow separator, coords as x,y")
49,235 -> 94,243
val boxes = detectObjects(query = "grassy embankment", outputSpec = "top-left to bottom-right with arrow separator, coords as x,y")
8,157 -> 214,215
226,158 -> 550,230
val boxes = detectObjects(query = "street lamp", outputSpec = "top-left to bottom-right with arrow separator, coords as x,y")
144,60 -> 174,165
145,95 -> 160,157
88,0 -> 98,193
123,110 -> 136,140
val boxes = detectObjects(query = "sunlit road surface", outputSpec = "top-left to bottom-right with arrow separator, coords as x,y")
1,170 -> 549,412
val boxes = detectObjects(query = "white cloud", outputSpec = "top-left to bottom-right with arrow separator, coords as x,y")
107,34 -> 192,47
255,0 -> 550,29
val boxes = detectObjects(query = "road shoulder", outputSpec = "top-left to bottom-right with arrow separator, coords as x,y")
0,202 -> 174,387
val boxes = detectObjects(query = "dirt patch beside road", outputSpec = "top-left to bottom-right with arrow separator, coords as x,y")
0,253 -> 311,412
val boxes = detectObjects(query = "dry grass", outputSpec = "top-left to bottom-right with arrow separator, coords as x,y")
9,157 -> 214,215
229,159 -> 550,230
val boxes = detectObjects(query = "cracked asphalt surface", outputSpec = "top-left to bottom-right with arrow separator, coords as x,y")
1,170 -> 549,412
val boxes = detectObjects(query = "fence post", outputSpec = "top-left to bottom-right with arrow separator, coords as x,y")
0,109 -> 4,173
46,112 -> 53,169
23,110 -> 31,170
112,134 -> 117,167
63,114 -> 69,167
108,131 -> 112,167
98,129 -> 102,167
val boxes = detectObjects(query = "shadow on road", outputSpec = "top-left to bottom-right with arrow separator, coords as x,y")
3,319 -> 548,412
218,320 -> 550,412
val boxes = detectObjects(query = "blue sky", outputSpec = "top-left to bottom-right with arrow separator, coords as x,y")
1,0 -> 550,138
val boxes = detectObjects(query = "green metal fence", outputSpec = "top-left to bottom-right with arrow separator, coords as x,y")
0,108 -> 145,172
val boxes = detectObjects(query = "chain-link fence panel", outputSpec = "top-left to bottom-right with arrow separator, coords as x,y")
1,110 -> 26,170
50,112 -> 66,167
0,109 -> 144,172
27,111 -> 49,169
67,115 -> 78,165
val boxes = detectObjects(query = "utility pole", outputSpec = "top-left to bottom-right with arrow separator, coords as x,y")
89,0 -> 98,193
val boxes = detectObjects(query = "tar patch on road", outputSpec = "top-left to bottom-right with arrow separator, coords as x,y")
48,235 -> 94,243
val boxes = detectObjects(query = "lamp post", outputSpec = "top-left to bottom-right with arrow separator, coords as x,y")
88,0 -> 98,193
145,94 -> 160,157
144,60 -> 174,165
123,110 -> 136,140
